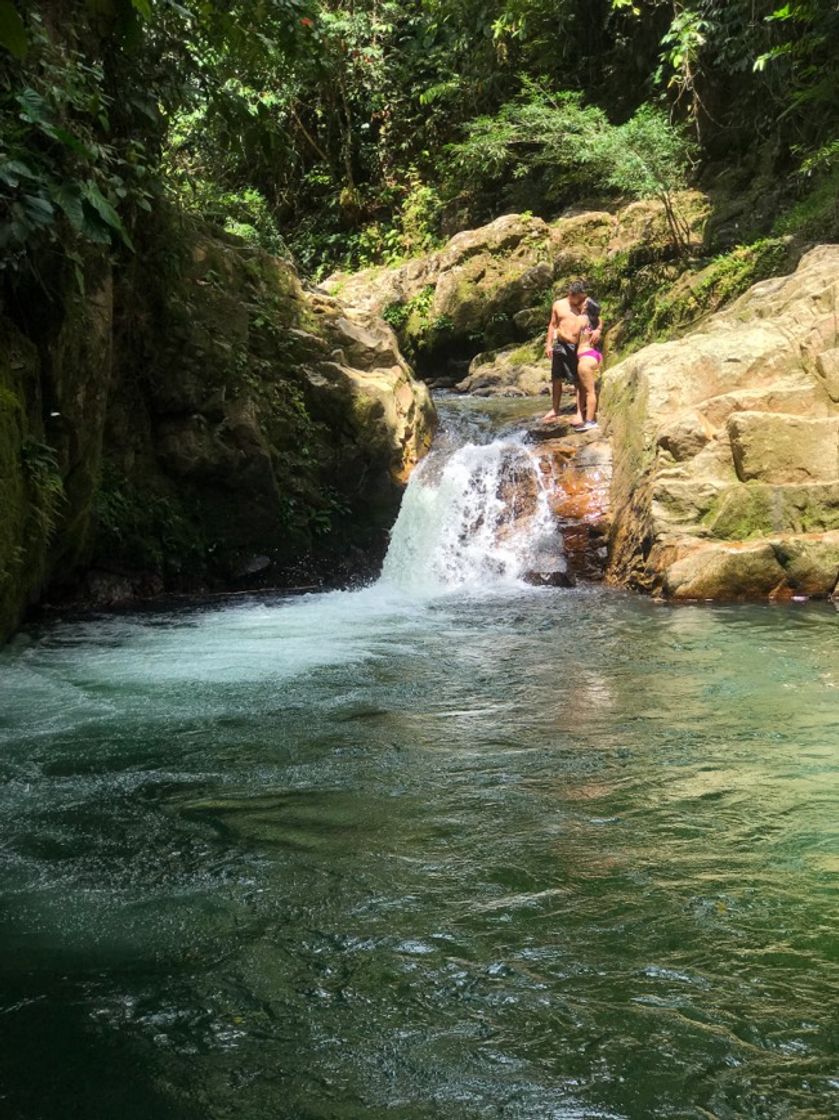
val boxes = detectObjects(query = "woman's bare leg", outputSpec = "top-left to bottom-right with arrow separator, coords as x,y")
577,358 -> 598,421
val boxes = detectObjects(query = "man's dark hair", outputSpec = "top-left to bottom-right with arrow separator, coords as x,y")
568,280 -> 588,296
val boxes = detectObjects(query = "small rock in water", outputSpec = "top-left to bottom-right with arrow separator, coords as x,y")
523,567 -> 576,588
523,550 -> 576,588
527,421 -> 572,442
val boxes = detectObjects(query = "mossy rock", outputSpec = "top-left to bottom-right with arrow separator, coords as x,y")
2,211 -> 433,639
0,323 -> 42,638
604,244 -> 839,600
704,482 -> 839,540
0,247 -> 115,639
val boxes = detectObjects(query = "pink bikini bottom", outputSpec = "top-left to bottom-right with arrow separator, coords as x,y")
578,349 -> 602,362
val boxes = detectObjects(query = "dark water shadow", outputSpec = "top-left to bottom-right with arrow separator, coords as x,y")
0,976 -> 202,1120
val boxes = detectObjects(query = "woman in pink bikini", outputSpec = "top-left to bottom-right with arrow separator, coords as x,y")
572,298 -> 602,432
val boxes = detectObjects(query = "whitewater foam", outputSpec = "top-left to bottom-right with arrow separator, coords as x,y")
381,436 -> 556,596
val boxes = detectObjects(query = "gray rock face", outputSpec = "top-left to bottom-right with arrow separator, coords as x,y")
603,245 -> 839,600
727,412 -> 839,484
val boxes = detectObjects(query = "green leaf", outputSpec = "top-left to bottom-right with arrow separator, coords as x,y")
51,126 -> 94,159
22,194 -> 54,224
131,0 -> 152,18
0,1 -> 28,59
17,88 -> 52,126
81,181 -> 134,250
80,213 -> 114,245
51,183 -> 85,231
0,158 -> 35,187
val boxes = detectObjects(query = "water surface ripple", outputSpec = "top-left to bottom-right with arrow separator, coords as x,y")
1,583 -> 837,1120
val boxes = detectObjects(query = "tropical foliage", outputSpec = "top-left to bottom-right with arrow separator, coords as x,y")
0,0 -> 836,282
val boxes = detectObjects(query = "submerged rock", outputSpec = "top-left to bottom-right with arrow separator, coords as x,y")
603,244 -> 839,600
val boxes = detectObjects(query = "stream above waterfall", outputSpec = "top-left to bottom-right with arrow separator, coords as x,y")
1,397 -> 837,1120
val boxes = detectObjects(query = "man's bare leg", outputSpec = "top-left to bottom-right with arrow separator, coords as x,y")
542,378 -> 562,421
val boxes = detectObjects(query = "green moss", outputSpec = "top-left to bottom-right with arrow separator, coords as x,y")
704,483 -> 839,540
653,238 -> 790,337
100,221 -> 395,584
597,237 -> 793,359
601,366 -> 654,491
773,165 -> 839,242
507,339 -> 541,365
0,388 -> 26,638
93,465 -> 209,577
0,386 -> 22,412
704,485 -> 777,540
20,439 -> 66,544
0,326 -> 51,641
384,285 -> 436,358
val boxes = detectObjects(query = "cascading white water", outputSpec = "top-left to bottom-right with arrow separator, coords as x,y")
380,436 -> 558,595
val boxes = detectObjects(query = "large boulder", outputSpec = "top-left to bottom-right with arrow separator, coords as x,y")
98,233 -> 435,597
323,194 -> 708,377
602,244 -> 839,600
456,340 -> 547,397
1,228 -> 435,641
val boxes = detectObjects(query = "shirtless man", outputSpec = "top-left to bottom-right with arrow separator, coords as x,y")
543,280 -> 602,425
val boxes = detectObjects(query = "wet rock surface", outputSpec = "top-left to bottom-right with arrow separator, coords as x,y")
524,418 -> 613,582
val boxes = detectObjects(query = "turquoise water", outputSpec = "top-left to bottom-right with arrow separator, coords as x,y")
1,403 -> 838,1120
2,589 -> 837,1119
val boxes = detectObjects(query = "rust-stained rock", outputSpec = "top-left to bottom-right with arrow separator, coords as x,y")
528,430 -> 613,580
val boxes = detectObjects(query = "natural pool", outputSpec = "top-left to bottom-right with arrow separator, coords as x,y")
1,401 -> 837,1120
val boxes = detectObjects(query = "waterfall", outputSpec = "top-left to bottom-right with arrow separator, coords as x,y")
380,436 -> 564,595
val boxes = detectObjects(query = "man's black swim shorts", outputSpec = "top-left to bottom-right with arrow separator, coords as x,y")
551,340 -> 577,384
